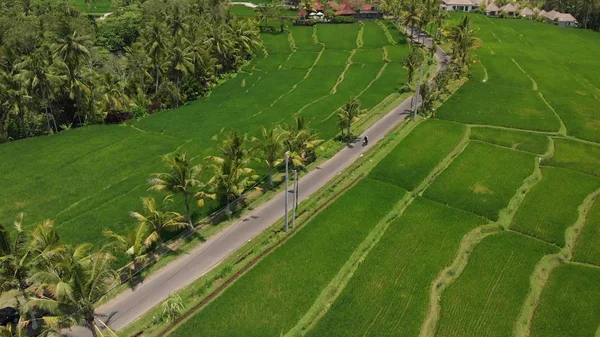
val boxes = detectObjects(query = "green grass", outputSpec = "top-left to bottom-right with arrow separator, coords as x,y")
544,138 -> 600,177
307,197 -> 487,336
361,21 -> 390,49
511,167 -> 600,246
316,24 -> 359,50
0,23 -> 409,255
230,5 -> 256,17
356,63 -> 407,110
573,199 -> 600,266
436,231 -> 559,337
469,127 -> 549,155
168,179 -> 406,337
369,119 -> 466,190
423,141 -> 535,221
529,264 -> 600,337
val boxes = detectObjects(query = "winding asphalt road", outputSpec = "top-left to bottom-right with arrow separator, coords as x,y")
65,31 -> 445,337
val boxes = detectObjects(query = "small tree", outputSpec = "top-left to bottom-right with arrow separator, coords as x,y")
103,222 -> 153,278
149,152 -> 205,227
130,196 -> 187,245
404,48 -> 423,84
253,126 -> 288,189
162,294 -> 184,323
418,82 -> 437,115
336,98 -> 362,141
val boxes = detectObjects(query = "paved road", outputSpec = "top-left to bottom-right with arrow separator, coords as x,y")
65,33 -> 445,337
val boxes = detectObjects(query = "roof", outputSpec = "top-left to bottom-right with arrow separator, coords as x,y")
298,8 -> 307,16
545,10 -> 560,19
540,9 -> 547,15
486,3 -> 500,11
335,4 -> 355,15
361,3 -> 373,11
533,7 -> 541,13
327,0 -> 339,9
520,7 -> 534,15
557,12 -> 577,22
313,1 -> 324,11
500,3 -> 517,12
443,0 -> 476,5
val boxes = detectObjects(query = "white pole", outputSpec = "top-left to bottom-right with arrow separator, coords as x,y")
293,170 -> 297,230
285,153 -> 289,232
414,64 -> 424,121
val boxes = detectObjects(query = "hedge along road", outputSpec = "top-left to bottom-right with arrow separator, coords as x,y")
63,32 -> 445,337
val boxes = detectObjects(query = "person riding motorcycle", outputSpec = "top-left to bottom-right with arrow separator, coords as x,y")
362,136 -> 368,146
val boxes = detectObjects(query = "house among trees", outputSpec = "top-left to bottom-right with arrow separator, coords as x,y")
499,3 -> 518,16
486,3 -> 500,16
555,13 -> 578,27
520,7 -> 534,19
440,0 -> 478,12
298,0 -> 381,20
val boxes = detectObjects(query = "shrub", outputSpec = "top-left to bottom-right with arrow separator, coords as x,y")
332,16 -> 355,23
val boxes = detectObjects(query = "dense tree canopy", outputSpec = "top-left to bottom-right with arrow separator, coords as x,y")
0,0 -> 261,141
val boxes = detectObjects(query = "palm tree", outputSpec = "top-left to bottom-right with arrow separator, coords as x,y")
253,126 -> 288,188
337,98 -> 362,140
418,82 -> 436,115
404,47 -> 422,84
130,197 -> 187,244
23,245 -> 118,336
283,115 -> 323,168
205,131 -> 257,214
206,25 -> 236,73
96,72 -> 130,116
149,153 -> 204,226
230,18 -> 261,60
167,4 -> 189,39
16,46 -> 64,133
447,16 -> 482,75
165,39 -> 194,106
103,222 -> 152,278
402,0 -> 421,40
143,20 -> 168,94
255,4 -> 272,29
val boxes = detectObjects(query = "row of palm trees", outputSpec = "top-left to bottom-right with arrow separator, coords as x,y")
0,0 -> 261,141
0,115 -> 322,336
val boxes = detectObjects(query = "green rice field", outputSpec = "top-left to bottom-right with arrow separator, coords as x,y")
423,141 -> 535,221
0,22 -> 410,249
164,15 -> 600,337
529,264 -> 600,337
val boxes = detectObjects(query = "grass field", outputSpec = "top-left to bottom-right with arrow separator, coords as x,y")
168,179 -> 406,337
469,127 -> 549,155
544,138 -> 600,177
436,231 -> 558,337
369,119 -> 466,190
573,199 -> 600,266
0,22 -> 409,251
511,167 -> 600,246
529,264 -> 600,337
423,141 -> 535,221
307,197 -> 487,336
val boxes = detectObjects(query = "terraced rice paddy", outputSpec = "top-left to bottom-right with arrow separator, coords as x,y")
0,22 -> 410,249
164,15 -> 600,337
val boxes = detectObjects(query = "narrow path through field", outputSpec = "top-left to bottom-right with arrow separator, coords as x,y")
63,30 -> 448,337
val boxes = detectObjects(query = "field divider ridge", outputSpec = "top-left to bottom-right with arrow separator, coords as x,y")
356,22 -> 364,49
377,20 -> 397,45
514,186 -> 600,337
330,49 -> 356,95
537,92 -> 567,135
466,123 -> 560,136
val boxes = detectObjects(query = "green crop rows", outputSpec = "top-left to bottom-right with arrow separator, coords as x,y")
469,126 -> 549,155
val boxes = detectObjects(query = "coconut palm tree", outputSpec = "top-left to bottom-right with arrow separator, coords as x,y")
96,72 -> 130,116
418,82 -> 436,115
165,39 -> 194,105
23,245 -> 118,336
447,16 -> 482,75
143,20 -> 168,94
282,115 -> 323,168
149,153 -> 204,226
230,18 -> 261,60
130,197 -> 187,244
253,126 -> 289,188
403,47 -> 422,84
205,25 -> 236,73
205,131 -> 258,214
402,0 -> 421,40
337,98 -> 362,140
16,46 -> 64,133
167,4 -> 189,39
103,222 -> 152,278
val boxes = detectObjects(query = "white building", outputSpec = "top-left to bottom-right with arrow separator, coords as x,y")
441,0 -> 479,12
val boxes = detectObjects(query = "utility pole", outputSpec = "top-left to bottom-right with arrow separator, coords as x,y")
414,64 -> 424,121
292,170 -> 297,230
285,152 -> 289,232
